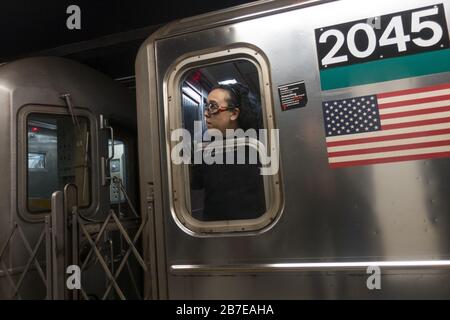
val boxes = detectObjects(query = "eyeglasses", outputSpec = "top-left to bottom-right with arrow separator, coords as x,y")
204,101 -> 235,115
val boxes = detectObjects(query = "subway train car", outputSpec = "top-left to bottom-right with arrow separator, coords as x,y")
136,0 -> 450,299
0,57 -> 143,299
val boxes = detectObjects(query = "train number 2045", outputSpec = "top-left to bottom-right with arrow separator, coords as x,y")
315,4 -> 450,69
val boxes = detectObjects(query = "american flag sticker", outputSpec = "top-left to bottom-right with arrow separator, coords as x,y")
323,82 -> 450,168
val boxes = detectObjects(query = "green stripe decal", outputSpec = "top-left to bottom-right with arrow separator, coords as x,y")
320,49 -> 450,91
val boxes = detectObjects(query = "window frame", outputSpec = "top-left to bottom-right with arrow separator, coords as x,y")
164,43 -> 283,235
17,104 -> 99,221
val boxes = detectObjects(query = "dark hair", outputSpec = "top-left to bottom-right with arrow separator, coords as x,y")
211,83 -> 263,131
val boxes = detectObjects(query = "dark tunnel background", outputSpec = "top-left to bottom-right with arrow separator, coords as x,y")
0,0 -> 258,84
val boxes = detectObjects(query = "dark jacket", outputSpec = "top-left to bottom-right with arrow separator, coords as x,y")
191,143 -> 266,221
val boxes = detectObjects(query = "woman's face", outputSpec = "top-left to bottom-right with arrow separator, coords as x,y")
204,88 -> 239,135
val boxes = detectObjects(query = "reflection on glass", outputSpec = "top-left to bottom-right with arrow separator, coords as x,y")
28,153 -> 46,169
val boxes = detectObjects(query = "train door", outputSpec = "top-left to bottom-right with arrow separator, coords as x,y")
6,104 -> 99,299
136,41 -> 283,298
2,101 -> 146,299
165,49 -> 283,298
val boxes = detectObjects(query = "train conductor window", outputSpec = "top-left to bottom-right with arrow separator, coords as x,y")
166,46 -> 282,234
26,113 -> 92,213
108,139 -> 128,204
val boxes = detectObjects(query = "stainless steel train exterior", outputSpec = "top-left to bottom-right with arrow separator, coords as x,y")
0,57 -> 142,299
1,0 -> 450,300
136,0 -> 450,299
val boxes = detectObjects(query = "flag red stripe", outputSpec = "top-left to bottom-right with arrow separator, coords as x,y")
380,105 -> 450,119
326,128 -> 450,147
329,152 -> 450,168
381,117 -> 450,130
377,83 -> 450,99
328,140 -> 450,158
378,94 -> 450,109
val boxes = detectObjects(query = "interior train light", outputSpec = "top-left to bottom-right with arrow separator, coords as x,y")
219,79 -> 237,85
